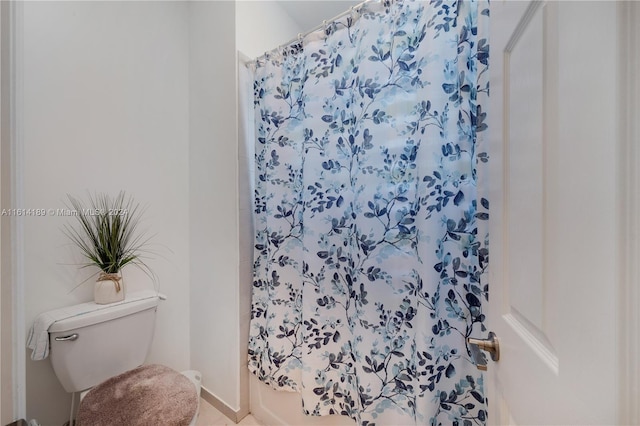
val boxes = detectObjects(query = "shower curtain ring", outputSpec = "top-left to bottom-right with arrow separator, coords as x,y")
323,20 -> 330,35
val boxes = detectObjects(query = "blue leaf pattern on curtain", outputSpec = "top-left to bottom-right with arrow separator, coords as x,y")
249,1 -> 490,424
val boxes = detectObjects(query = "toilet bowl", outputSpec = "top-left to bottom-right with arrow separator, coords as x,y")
42,290 -> 199,425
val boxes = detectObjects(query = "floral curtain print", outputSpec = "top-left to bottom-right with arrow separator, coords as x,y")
248,0 -> 490,424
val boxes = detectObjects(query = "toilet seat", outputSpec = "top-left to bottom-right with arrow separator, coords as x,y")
76,364 -> 200,426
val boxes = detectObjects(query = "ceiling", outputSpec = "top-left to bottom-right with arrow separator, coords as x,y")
277,1 -> 362,34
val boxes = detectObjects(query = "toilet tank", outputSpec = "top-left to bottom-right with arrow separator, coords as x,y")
48,292 -> 161,393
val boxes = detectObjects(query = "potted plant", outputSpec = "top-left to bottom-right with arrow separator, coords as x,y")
64,191 -> 153,304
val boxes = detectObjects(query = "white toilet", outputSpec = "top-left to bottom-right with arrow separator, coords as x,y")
43,291 -> 200,426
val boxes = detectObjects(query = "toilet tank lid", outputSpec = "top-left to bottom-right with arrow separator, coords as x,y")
48,290 -> 162,333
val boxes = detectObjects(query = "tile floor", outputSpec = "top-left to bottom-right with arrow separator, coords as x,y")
195,398 -> 262,426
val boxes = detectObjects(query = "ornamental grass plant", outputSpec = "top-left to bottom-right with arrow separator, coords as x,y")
63,191 -> 154,281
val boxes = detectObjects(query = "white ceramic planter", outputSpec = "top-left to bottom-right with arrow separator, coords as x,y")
94,273 -> 124,304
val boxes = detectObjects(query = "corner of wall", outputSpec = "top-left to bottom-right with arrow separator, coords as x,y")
188,0 -> 241,413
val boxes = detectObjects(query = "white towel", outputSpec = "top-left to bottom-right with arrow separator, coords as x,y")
27,301 -> 108,361
26,311 -> 59,361
26,290 -> 163,361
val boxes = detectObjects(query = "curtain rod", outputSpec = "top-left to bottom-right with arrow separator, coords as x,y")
248,0 -> 376,66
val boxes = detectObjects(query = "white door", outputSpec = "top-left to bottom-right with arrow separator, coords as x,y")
486,1 -> 637,424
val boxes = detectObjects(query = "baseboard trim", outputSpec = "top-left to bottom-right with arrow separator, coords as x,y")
200,386 -> 249,424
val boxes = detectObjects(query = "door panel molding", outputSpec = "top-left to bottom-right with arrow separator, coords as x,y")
489,1 -> 626,424
618,2 -> 640,424
502,1 -> 559,364
503,312 -> 558,375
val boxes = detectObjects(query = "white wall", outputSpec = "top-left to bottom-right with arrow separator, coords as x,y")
236,1 -> 303,59
189,0 -> 241,416
20,2 -> 190,423
12,1 -> 358,425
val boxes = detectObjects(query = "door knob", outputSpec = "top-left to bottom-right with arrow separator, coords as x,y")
467,331 -> 500,371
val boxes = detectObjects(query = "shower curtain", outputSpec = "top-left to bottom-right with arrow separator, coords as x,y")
248,1 -> 489,424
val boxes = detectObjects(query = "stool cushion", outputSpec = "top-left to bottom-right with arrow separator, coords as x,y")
77,364 -> 198,426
